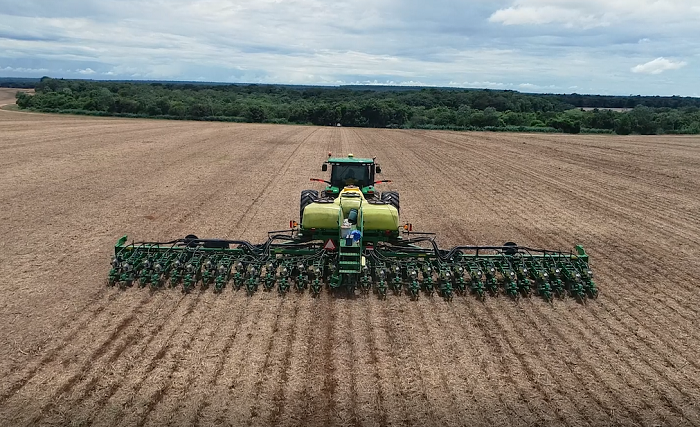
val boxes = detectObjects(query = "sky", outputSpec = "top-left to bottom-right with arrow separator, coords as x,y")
0,0 -> 698,96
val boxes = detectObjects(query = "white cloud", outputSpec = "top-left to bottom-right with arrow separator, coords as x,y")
0,1 -> 698,95
1,65 -> 49,73
631,57 -> 687,74
489,0 -> 700,28
489,6 -> 606,28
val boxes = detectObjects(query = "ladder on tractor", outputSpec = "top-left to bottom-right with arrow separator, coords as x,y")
337,202 -> 363,275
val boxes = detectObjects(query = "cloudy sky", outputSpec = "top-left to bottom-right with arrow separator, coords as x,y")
0,0 -> 698,96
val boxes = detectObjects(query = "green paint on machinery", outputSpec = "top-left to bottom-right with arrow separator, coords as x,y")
108,154 -> 597,301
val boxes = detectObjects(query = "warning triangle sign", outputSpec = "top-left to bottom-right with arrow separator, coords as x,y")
323,239 -> 337,251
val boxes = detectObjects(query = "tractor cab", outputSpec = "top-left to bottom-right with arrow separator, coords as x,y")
321,153 -> 383,198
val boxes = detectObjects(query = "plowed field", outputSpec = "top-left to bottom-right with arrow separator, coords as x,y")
1,97 -> 700,426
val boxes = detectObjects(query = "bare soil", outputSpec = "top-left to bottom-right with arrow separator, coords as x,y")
0,88 -> 33,108
1,108 -> 699,427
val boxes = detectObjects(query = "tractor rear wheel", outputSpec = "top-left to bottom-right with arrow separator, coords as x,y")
300,189 -> 319,222
381,191 -> 400,213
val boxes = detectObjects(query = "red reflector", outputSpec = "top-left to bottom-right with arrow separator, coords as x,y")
385,230 -> 391,236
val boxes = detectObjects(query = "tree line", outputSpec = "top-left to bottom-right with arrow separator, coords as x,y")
12,77 -> 700,134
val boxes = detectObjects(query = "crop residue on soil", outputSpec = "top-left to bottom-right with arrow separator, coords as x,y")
1,108 -> 700,426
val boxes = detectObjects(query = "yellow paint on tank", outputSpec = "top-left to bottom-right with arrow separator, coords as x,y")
301,186 -> 399,231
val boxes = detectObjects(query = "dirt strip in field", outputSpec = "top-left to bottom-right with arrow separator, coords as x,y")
1,106 -> 699,426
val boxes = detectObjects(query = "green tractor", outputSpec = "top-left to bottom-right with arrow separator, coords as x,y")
301,152 -> 398,221
108,153 -> 597,301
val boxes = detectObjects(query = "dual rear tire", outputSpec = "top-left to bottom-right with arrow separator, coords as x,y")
300,189 -> 319,222
381,191 -> 400,213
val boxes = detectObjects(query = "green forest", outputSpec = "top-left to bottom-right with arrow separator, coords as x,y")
11,77 -> 700,134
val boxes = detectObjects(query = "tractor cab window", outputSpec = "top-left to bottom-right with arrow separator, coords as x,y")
331,164 -> 372,188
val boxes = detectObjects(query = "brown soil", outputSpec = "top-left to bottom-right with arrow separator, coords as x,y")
0,88 -> 33,108
1,109 -> 699,427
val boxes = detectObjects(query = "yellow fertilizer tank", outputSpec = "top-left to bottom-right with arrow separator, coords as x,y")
301,186 -> 399,231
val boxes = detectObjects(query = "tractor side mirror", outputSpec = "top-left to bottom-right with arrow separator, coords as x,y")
322,164 -> 328,172
375,165 -> 381,174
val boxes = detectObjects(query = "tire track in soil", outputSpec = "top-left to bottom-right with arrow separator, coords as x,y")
379,300 -> 436,426
568,307 -> 698,425
72,295 -> 193,426
418,144 -> 614,426
437,131 -> 700,241
421,297 -> 514,427
425,132 -> 700,306
444,300 -> 531,427
231,127 -> 320,235
459,299 -> 547,427
428,131 -> 698,251
60,130 -> 290,424
0,287 -> 111,404
89,126 -> 294,424
0,125 -> 289,408
442,144 -> 700,426
271,295 -> 314,427
435,139 -> 697,425
377,131 -> 556,425
89,126 -> 310,422
403,298 -> 462,426
470,144 -> 700,406
84,291 -> 197,426
182,127 -> 321,426
243,297 -> 290,427
426,297 -> 511,427
0,121 -> 174,152
364,300 -> 396,427
516,300 -> 649,426
324,296 -> 358,427
1,287 -> 159,414
365,296 -> 407,427
347,296 -> 383,427
109,289 -> 211,427
299,292 -> 336,427
265,296 -> 306,427
143,294 -> 249,426
478,300 -> 595,427
590,260 -> 700,374
247,296 -> 300,427
207,297 -> 285,426
507,133 -> 700,209
160,292 -> 252,427
595,289 -> 700,375
380,132 -> 632,426
424,132 -> 692,363
506,226 -> 698,424
322,295 -> 338,426
533,298 -> 689,426
438,194 -> 656,423
188,296 -> 270,427
93,125 -> 310,425
464,141 -> 700,313
12,292 -> 179,426
363,130 -> 541,425
282,292 -> 331,427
